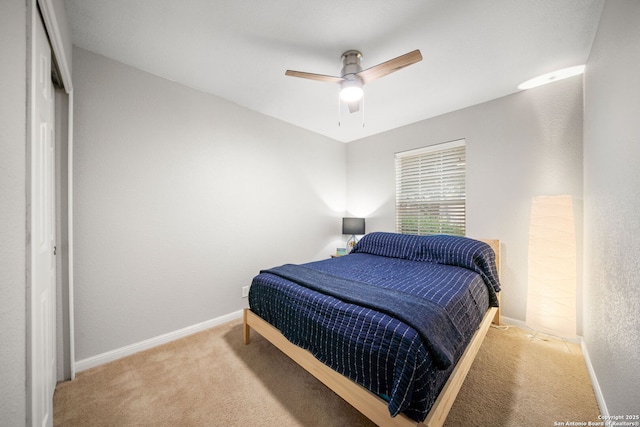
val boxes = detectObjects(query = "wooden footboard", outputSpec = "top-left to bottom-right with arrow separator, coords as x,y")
244,305 -> 498,427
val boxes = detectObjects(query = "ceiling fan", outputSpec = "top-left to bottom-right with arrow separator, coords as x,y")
285,49 -> 423,113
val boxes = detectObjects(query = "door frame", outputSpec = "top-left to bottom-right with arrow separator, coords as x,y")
26,0 -> 74,424
37,0 -> 75,380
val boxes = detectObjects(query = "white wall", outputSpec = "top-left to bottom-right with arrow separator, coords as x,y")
0,1 -> 27,424
583,0 -> 640,415
72,48 -> 346,361
346,76 -> 584,328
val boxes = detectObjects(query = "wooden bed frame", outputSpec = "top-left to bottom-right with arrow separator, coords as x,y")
243,239 -> 501,427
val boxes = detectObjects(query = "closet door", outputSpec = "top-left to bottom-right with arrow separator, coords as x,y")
30,10 -> 56,427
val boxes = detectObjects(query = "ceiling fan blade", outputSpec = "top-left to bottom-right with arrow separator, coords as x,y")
347,100 -> 360,114
357,49 -> 423,84
285,70 -> 344,84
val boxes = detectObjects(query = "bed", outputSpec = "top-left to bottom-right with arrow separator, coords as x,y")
243,232 -> 501,426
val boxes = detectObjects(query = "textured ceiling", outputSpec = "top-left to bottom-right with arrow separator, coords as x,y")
63,0 -> 604,142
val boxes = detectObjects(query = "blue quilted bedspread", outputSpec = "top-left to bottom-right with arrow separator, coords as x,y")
248,232 -> 500,422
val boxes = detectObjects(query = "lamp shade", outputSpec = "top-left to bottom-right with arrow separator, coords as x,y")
526,195 -> 577,338
342,217 -> 365,235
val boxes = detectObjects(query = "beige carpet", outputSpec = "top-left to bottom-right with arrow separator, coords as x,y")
54,319 -> 600,426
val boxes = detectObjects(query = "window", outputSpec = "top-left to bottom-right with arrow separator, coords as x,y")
395,139 -> 466,236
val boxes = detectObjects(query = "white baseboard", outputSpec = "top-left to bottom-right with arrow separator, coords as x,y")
500,315 -> 529,330
74,309 -> 244,373
500,315 -> 582,344
580,339 -> 608,417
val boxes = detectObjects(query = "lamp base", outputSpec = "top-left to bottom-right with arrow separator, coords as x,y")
346,234 -> 358,253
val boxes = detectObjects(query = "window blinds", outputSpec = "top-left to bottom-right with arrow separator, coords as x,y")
395,140 -> 466,236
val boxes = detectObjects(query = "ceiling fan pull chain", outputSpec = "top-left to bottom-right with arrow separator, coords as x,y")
338,92 -> 342,127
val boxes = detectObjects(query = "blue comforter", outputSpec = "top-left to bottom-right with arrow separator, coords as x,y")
249,233 -> 500,422
262,264 -> 464,369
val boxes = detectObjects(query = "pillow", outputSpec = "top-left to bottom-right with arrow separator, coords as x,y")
415,234 -> 501,294
352,232 -> 501,295
351,231 -> 422,260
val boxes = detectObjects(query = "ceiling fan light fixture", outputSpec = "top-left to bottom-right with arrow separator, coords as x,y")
518,65 -> 586,90
340,79 -> 363,102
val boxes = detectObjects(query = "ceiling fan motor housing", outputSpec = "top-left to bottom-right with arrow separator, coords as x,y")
341,50 -> 363,78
